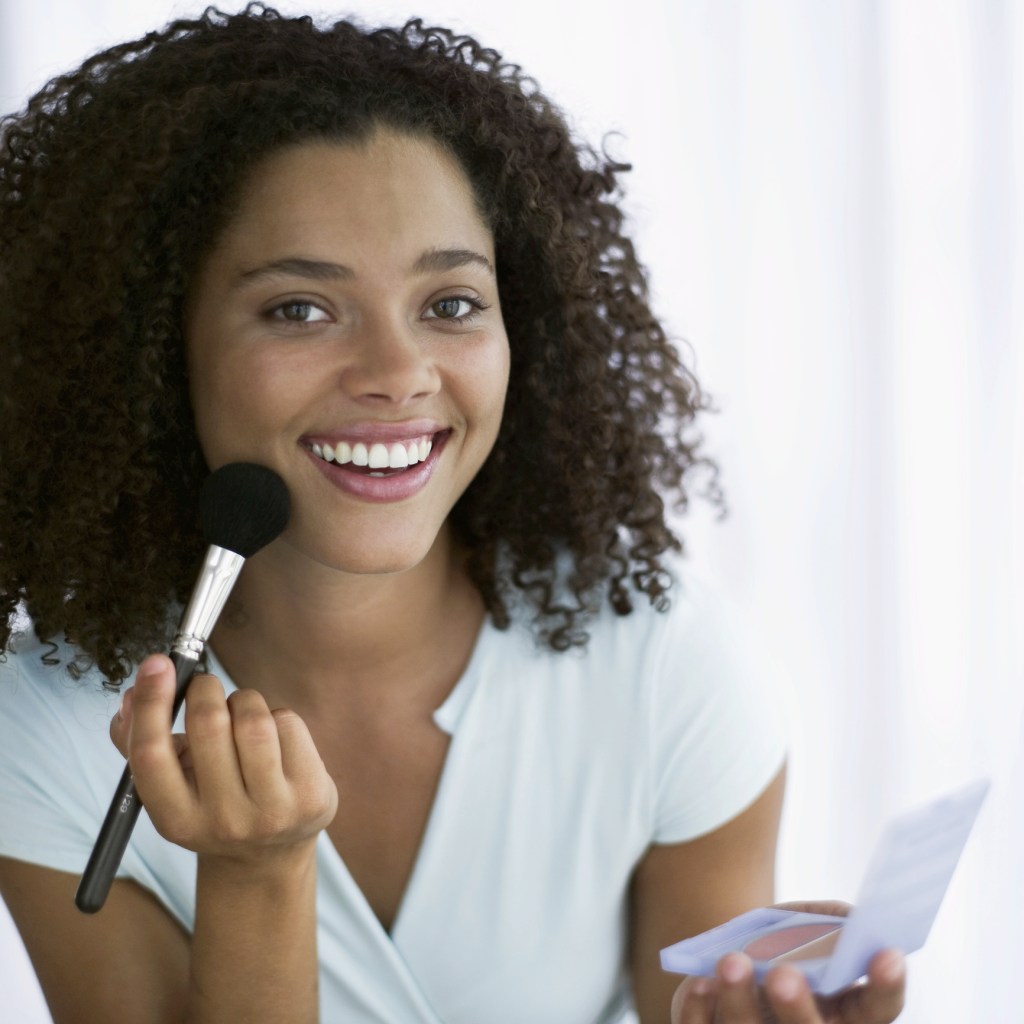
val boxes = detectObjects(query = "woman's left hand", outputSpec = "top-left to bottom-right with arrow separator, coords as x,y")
669,902 -> 906,1023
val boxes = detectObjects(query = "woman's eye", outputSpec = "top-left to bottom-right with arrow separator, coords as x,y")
424,296 -> 487,323
268,301 -> 331,323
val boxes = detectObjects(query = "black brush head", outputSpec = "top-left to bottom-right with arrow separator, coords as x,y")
199,463 -> 291,557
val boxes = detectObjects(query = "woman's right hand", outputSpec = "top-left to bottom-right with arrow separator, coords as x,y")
669,902 -> 906,1024
110,654 -> 338,862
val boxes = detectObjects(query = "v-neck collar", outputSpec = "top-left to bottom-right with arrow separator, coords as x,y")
200,619 -> 497,1016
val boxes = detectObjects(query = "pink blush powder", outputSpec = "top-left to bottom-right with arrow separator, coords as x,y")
743,923 -> 843,961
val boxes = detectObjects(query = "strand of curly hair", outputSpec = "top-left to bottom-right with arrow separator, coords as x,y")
0,3 -> 722,686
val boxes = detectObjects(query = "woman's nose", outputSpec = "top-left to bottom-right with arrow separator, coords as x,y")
339,314 -> 440,406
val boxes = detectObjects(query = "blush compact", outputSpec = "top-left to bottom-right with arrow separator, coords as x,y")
660,907 -> 849,991
740,915 -> 843,962
660,778 -> 989,995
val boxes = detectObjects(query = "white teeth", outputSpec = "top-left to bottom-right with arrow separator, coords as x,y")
311,434 -> 435,468
389,443 -> 409,469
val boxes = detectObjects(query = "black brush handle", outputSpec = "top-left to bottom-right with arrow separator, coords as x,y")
75,650 -> 198,913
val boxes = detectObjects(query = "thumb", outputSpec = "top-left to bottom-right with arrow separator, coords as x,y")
108,654 -> 174,757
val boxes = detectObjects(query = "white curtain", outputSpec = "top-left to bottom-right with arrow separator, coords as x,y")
2,2 -> 1020,1021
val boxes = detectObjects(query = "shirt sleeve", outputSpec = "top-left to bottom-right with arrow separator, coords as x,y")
648,576 -> 789,844
0,638 -> 125,874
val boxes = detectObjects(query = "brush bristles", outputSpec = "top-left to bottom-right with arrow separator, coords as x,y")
199,463 -> 291,557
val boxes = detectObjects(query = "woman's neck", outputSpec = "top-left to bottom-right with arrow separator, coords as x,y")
205,527 -> 485,715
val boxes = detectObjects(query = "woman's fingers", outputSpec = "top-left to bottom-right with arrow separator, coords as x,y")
110,656 -> 336,854
676,958 -> 825,1024
273,708 -> 339,829
828,950 -> 906,1024
120,656 -> 198,840
672,962 -> 827,1024
671,975 -> 719,1023
183,674 -> 247,814
227,694 -> 337,834
716,954 -> 766,1022
762,966 -> 823,1023
226,688 -> 286,802
669,945 -> 905,1024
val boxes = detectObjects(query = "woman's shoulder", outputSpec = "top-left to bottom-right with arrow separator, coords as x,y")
0,624 -> 119,730
0,623 -> 160,883
576,557 -> 754,672
483,555 -> 761,701
540,556 -> 788,742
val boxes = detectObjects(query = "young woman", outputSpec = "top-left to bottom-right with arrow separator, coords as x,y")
0,6 -> 906,1022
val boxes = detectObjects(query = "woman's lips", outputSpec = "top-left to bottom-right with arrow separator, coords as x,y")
304,430 -> 450,503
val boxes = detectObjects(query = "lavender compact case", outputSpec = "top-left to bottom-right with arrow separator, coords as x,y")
660,778 -> 990,996
659,907 -> 850,993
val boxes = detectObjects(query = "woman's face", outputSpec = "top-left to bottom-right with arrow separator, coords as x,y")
185,131 -> 510,576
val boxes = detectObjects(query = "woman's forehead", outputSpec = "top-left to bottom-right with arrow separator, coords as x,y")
206,133 -> 496,270
193,132 -> 497,292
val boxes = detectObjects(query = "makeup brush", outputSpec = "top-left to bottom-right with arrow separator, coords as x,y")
75,463 -> 291,913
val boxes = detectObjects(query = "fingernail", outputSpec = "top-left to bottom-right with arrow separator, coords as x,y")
691,977 -> 713,997
882,951 -> 905,983
772,971 -> 802,1002
720,954 -> 749,984
135,655 -> 166,685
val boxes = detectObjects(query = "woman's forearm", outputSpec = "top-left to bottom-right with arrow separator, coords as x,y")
187,842 -> 320,1024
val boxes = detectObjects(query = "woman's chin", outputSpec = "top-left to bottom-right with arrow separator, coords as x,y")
281,524 -> 451,581
333,551 -> 434,578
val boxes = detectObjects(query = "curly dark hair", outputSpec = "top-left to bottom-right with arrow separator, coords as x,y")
0,3 -> 720,685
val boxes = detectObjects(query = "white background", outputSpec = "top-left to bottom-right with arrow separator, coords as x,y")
1,1 -> 1021,1021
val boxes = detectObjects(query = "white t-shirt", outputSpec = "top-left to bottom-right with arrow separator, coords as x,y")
0,571 -> 787,1023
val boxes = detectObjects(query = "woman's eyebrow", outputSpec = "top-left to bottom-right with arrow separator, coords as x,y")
412,247 -> 495,276
236,257 -> 353,287
235,247 -> 494,288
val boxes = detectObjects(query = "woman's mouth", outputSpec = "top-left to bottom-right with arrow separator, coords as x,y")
302,430 -> 450,501
309,433 -> 435,476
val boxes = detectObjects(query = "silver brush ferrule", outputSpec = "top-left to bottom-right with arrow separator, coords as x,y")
170,545 -> 245,658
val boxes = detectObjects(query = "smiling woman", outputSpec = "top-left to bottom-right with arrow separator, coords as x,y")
0,6 -> 906,1024
186,136 -> 509,559
0,5 -> 711,678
